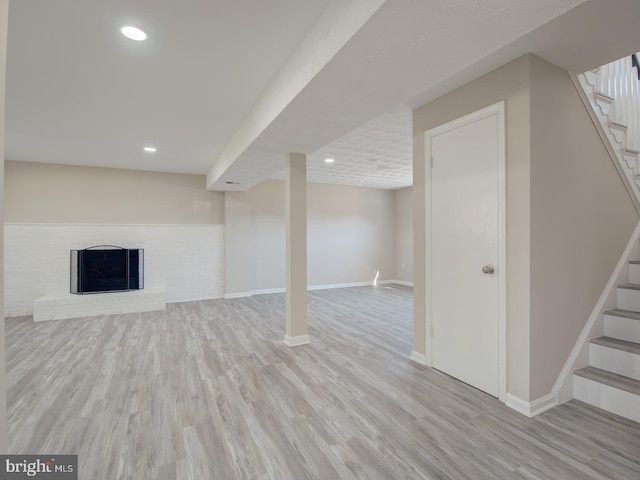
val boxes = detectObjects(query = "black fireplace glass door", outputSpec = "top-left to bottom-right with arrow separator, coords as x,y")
80,249 -> 128,293
71,246 -> 144,294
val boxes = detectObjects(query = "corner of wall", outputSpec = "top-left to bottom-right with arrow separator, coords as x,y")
506,392 -> 557,418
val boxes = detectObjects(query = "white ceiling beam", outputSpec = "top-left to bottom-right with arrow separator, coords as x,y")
205,0 -> 386,190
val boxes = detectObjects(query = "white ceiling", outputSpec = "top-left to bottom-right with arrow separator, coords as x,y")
207,0 -> 640,191
6,0 -> 640,192
5,0 -> 332,174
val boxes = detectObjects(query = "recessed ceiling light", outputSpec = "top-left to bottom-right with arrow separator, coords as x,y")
324,158 -> 335,164
143,146 -> 156,153
121,26 -> 147,41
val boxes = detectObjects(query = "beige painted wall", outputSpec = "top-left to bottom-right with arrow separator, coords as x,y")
413,54 -> 639,403
307,182 -> 395,287
394,187 -> 413,283
224,190 -> 253,296
250,180 -> 286,291
414,55 -> 532,400
528,55 -> 639,398
308,182 -> 395,286
5,161 -> 224,224
226,179 -> 396,294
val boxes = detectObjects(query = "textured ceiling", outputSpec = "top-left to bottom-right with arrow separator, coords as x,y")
271,106 -> 412,190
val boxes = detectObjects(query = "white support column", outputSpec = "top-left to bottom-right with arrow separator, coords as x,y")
284,153 -> 310,347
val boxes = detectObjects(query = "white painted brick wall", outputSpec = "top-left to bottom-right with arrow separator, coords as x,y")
4,224 -> 225,316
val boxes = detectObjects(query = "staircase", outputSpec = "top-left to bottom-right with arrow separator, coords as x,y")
571,56 -> 640,422
574,262 -> 640,422
575,55 -> 640,211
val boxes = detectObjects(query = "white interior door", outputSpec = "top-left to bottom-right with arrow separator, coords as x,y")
427,104 -> 504,398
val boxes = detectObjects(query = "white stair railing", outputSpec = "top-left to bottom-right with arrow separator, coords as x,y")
595,54 -> 640,152
574,54 -> 640,212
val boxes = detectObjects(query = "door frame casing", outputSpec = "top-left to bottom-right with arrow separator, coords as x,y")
424,101 -> 506,403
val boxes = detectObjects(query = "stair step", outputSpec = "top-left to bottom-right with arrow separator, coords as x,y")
574,366 -> 640,395
616,285 -> 640,310
604,308 -> 640,320
590,337 -> 640,381
591,336 -> 640,354
574,367 -> 640,423
604,310 -> 640,343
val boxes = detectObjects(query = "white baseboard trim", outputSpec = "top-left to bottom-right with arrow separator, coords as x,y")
228,280 -> 403,298
552,220 -> 640,404
252,288 -> 286,295
506,392 -> 557,418
166,294 -> 223,303
308,281 -> 371,291
505,394 -> 530,416
379,280 -> 414,287
224,292 -> 252,299
410,351 -> 428,366
283,335 -> 311,347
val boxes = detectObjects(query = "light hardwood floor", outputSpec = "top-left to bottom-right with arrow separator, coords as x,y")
6,286 -> 640,479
